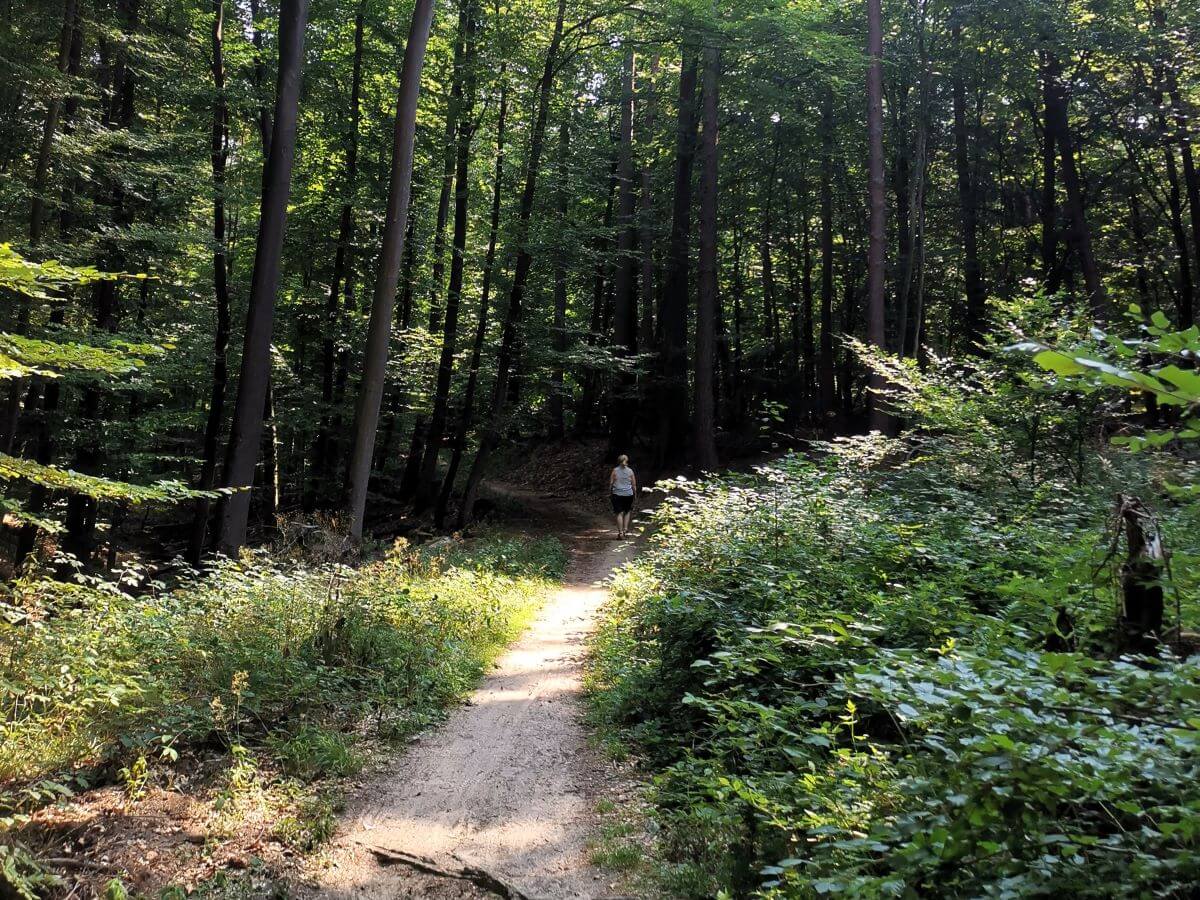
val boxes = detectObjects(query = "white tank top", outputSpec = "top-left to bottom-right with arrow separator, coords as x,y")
612,466 -> 635,496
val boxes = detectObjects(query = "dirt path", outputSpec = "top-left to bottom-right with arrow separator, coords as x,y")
305,485 -> 639,900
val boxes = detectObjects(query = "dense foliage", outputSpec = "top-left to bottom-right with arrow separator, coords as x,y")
3,0 -> 1200,894
589,346 -> 1200,897
1,530 -> 563,892
1,0 -> 1197,560
3,530 -> 563,783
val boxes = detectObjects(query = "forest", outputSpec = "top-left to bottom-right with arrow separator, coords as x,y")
1,0 -> 1199,896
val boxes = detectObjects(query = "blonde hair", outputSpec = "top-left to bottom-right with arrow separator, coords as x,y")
617,454 -> 629,466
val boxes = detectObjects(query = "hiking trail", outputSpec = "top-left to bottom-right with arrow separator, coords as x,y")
305,483 -> 641,900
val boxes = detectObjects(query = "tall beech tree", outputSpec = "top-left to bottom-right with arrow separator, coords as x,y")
458,0 -> 567,526
952,19 -> 985,350
28,0 -> 76,247
344,0 -> 437,540
1042,46 -> 1107,320
190,0 -> 234,562
818,88 -> 836,416
2,0 -> 1199,562
416,0 -> 478,511
216,0 -> 310,554
436,60 -> 509,530
607,46 -> 638,457
549,113 -> 571,440
657,48 -> 698,465
693,28 -> 719,471
865,0 -> 888,433
308,0 -> 366,509
62,0 -> 141,562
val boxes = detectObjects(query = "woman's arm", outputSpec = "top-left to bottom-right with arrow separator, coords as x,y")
609,468 -> 616,489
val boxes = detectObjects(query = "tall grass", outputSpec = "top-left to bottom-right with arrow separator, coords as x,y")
1,530 -> 564,788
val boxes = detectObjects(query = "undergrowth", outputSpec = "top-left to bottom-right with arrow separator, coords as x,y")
0,529 -> 564,895
588,338 -> 1200,898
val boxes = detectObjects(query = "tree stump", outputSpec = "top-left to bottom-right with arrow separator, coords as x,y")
1116,494 -> 1164,652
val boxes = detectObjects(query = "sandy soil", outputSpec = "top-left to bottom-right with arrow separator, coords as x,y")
303,486 -> 643,900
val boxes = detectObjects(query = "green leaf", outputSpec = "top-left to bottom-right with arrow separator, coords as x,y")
0,453 -> 222,504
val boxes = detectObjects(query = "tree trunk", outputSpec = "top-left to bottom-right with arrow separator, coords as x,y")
399,208 -> 419,329
897,7 -> 930,359
309,0 -> 364,510
1154,0 -> 1200,324
953,22 -> 986,350
1043,49 -> 1107,319
839,262 -> 859,417
730,210 -> 745,427
780,186 -> 800,411
15,7 -> 82,567
693,35 -> 719,471
436,61 -> 508,530
892,123 -> 912,356
260,378 -> 279,526
656,49 -> 697,465
549,113 -> 571,439
63,0 -> 139,563
818,89 -> 836,418
866,0 -> 889,432
344,0 -> 437,541
577,145 -> 618,436
457,0 -> 567,527
1040,51 -> 1059,288
29,0 -> 77,245
638,56 -> 660,351
417,0 -> 477,511
57,8 -> 83,234
427,45 -> 462,337
761,126 -> 783,359
216,0 -> 309,554
715,279 -> 733,427
190,0 -> 234,562
1169,90 -> 1200,311
1152,71 -> 1195,327
1160,135 -> 1195,328
800,198 -> 815,416
399,415 -> 426,498
608,47 -> 638,458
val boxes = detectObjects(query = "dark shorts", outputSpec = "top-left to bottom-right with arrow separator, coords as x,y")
611,493 -> 634,513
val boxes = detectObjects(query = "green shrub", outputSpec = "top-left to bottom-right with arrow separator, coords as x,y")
267,725 -> 361,781
589,434 -> 1200,898
0,530 -> 564,797
0,842 -> 63,899
273,791 -> 338,851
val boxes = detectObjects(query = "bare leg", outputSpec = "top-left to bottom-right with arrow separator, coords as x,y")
614,513 -> 623,536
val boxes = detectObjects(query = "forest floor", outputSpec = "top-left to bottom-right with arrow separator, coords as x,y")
298,482 -> 647,900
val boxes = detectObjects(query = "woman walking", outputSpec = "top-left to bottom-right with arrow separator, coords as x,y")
609,454 -> 637,538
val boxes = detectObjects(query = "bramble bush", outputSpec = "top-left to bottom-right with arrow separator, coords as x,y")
589,330 -> 1200,898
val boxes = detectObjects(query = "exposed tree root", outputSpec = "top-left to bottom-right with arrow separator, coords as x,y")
360,842 -> 540,900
